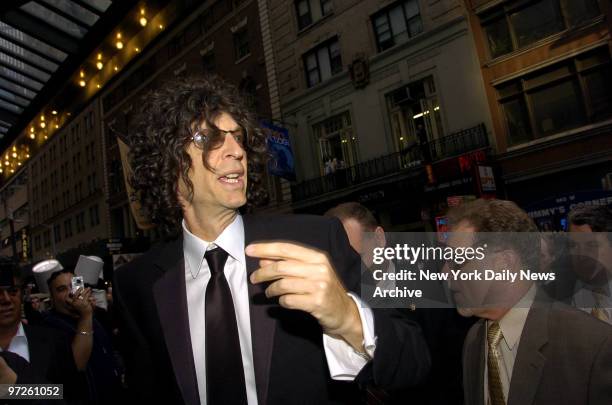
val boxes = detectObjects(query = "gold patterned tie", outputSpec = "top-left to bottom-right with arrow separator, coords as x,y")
591,288 -> 610,323
487,321 -> 506,405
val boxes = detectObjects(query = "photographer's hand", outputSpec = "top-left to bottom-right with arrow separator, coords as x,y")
67,288 -> 94,319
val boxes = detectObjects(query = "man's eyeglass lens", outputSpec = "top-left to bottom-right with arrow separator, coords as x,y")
192,128 -> 247,149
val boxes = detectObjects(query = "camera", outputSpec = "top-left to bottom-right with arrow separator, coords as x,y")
71,276 -> 85,295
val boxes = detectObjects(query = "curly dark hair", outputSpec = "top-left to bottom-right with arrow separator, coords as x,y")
128,75 -> 268,238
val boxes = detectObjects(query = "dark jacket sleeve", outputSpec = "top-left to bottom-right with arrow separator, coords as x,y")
3,351 -> 67,405
590,333 -> 612,405
48,327 -> 84,405
325,217 -> 431,391
112,267 -> 155,403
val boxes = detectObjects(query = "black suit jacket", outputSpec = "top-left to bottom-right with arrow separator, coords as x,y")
114,214 -> 431,404
463,291 -> 612,405
3,324 -> 81,404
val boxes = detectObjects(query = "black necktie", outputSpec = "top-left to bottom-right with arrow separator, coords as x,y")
204,246 -> 248,405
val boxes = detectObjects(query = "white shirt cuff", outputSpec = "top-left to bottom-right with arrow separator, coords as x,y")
322,293 -> 377,380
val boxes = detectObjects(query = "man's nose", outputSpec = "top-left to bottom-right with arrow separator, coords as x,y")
0,290 -> 11,302
222,132 -> 244,160
441,265 -> 455,290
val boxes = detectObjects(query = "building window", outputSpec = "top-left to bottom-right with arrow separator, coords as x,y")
563,1 -> 601,27
482,0 -> 601,59
54,224 -> 61,243
372,0 -> 422,52
497,47 -> 612,146
43,231 -> 50,248
90,205 -> 100,227
510,0 -> 564,48
312,112 -> 357,175
303,37 -> 342,87
76,212 -> 86,233
295,0 -> 333,30
202,51 -> 215,72
233,28 -> 250,61
64,219 -> 73,238
386,76 -> 444,164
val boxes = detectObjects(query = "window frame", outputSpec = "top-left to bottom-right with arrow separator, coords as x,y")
371,0 -> 423,52
480,0 -> 601,60
233,28 -> 250,61
202,50 -> 215,72
497,47 -> 611,145
295,0 -> 313,30
295,0 -> 333,31
302,37 -> 342,88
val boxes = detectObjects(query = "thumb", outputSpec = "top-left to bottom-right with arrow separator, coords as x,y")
0,356 -> 17,385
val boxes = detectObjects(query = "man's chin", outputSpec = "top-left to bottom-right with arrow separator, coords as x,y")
457,307 -> 476,317
226,196 -> 247,209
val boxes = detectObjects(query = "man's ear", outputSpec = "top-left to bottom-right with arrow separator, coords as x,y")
494,249 -> 520,273
374,226 -> 386,248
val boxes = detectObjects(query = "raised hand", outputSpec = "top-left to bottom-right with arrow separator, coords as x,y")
247,242 -> 364,350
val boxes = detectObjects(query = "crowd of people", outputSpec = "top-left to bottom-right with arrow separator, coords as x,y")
0,260 -> 124,404
0,75 -> 609,404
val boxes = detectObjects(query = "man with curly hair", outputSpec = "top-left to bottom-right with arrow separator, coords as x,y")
113,75 -> 430,405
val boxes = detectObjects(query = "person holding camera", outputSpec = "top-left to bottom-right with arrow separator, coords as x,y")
44,270 -> 123,405
0,258 -> 80,404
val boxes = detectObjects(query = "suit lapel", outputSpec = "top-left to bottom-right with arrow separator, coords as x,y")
243,214 -> 277,405
152,240 -> 200,405
507,299 -> 548,405
464,320 -> 486,405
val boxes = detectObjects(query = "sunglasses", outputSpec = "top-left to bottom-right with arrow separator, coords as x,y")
191,126 -> 248,149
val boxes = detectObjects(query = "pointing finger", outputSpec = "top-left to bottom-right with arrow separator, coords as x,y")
250,261 -> 327,284
246,242 -> 327,264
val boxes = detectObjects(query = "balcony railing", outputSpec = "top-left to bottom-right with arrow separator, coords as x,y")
428,123 -> 488,161
291,123 -> 488,202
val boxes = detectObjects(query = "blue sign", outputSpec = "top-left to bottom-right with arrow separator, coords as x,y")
262,122 -> 296,181
525,190 -> 612,231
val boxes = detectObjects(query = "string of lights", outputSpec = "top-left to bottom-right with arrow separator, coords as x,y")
0,3 -> 167,180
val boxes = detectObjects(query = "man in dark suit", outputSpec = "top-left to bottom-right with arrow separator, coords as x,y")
444,199 -> 612,405
544,205 -> 612,324
114,76 -> 430,405
325,202 -> 474,405
0,258 -> 82,403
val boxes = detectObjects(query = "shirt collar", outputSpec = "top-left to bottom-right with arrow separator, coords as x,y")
577,277 -> 612,296
182,215 -> 245,279
496,284 -> 537,351
15,322 -> 26,338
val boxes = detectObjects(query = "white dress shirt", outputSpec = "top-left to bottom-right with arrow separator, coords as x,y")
484,285 -> 536,404
183,215 -> 376,405
0,322 -> 30,362
572,279 -> 612,325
